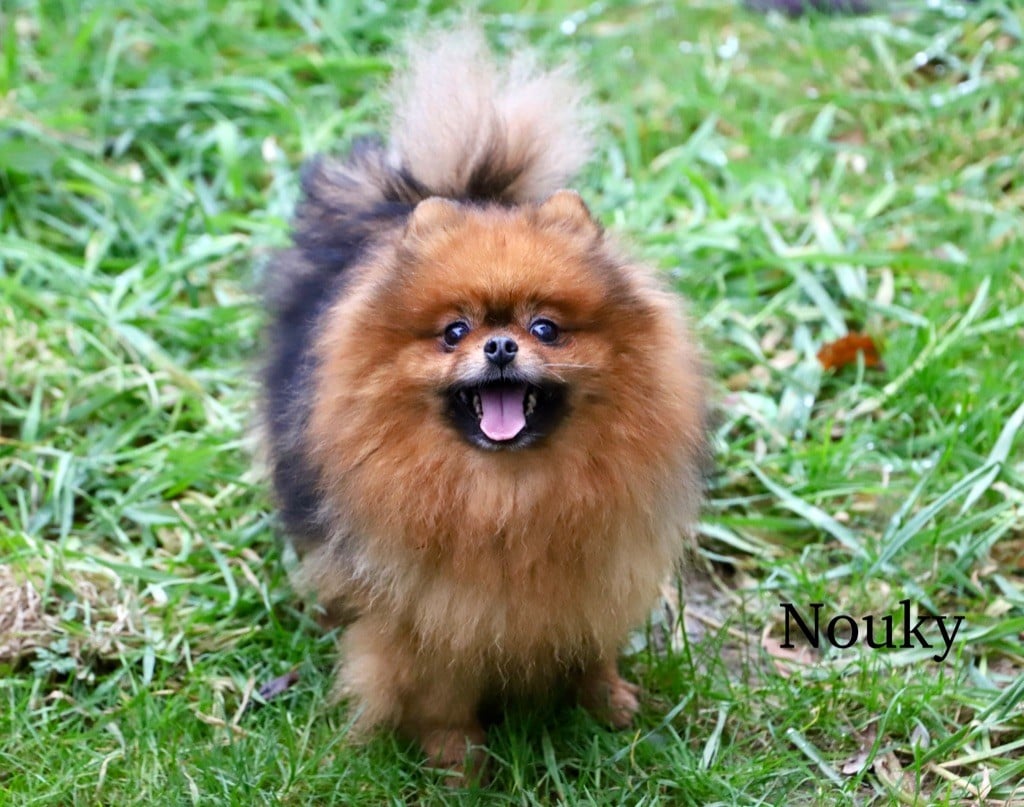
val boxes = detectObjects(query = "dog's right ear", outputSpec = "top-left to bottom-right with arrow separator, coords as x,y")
405,197 -> 461,239
536,189 -> 602,237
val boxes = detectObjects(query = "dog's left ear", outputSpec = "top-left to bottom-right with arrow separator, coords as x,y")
536,190 -> 602,236
405,197 -> 461,240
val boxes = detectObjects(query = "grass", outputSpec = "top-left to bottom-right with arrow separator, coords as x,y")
1,0 -> 1023,803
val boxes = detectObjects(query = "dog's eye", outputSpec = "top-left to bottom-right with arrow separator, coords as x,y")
443,321 -> 471,347
529,319 -> 559,344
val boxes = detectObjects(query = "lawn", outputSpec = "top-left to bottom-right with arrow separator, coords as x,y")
2,0 -> 1023,803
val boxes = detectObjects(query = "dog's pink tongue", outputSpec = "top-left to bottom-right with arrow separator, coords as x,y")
479,385 -> 527,441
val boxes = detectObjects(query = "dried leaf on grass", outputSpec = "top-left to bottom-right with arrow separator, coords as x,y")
760,630 -> 819,676
256,668 -> 301,703
0,565 -> 51,663
840,724 -> 877,775
873,750 -> 914,794
817,332 -> 883,372
0,560 -> 152,669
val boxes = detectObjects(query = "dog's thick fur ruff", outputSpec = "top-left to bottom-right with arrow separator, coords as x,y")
260,26 -> 709,778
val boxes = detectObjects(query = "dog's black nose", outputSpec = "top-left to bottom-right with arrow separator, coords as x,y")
483,336 -> 518,368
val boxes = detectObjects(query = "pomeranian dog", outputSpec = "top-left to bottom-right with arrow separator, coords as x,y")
260,26 -> 709,781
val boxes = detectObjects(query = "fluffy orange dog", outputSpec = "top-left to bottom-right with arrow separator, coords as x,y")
260,27 -> 709,779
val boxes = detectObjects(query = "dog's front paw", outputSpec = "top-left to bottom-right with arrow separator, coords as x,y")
605,675 -> 641,729
421,725 -> 488,787
580,662 -> 641,729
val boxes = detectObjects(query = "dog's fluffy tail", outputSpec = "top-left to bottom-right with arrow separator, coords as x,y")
387,26 -> 592,204
296,26 -> 592,246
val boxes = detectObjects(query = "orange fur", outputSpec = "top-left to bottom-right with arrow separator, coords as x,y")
299,203 -> 707,768
261,26 -> 709,780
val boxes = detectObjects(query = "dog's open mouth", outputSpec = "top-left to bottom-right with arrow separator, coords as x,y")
447,380 -> 567,449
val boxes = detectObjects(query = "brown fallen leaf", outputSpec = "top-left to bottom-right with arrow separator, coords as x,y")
873,750 -> 913,795
760,625 -> 820,677
817,332 -> 884,372
256,668 -> 301,704
840,725 -> 877,775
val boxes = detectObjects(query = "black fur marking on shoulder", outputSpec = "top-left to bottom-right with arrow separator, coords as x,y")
262,141 -> 415,548
261,252 -> 340,547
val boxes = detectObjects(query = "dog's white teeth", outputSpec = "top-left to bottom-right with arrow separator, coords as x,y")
473,392 -> 482,419
525,390 -> 537,417
459,390 -> 470,405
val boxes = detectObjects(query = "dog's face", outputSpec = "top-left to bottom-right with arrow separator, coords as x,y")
370,192 -> 640,452
308,188 -> 706,552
